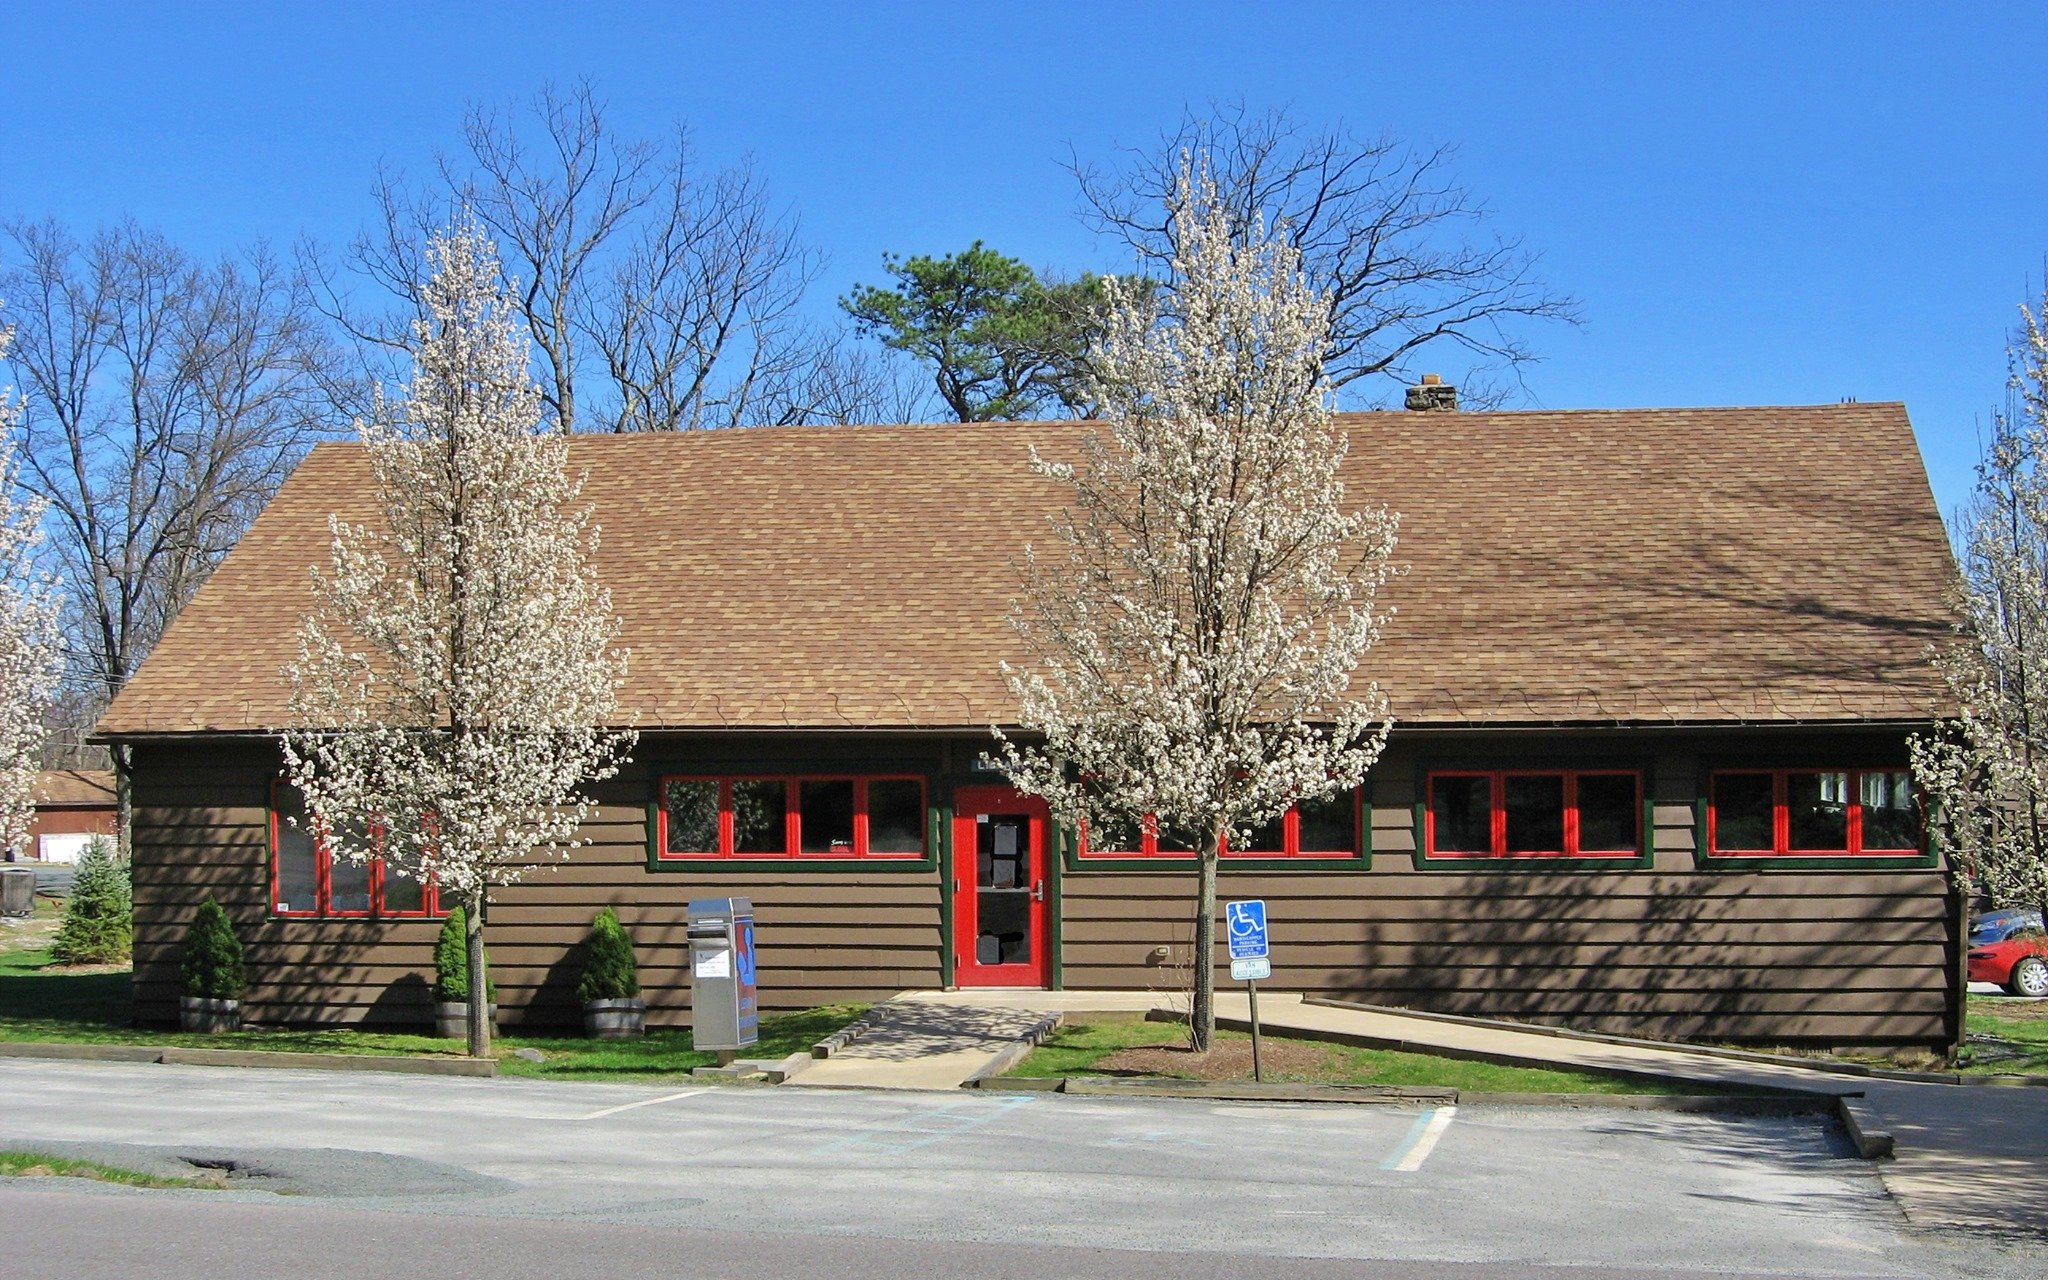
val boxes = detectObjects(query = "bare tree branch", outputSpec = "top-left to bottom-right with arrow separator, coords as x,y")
308,80 -> 834,431
1068,101 -> 1580,407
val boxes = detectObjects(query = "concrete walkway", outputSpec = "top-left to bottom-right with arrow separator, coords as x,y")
904,988 -> 2048,1236
788,1000 -> 1053,1089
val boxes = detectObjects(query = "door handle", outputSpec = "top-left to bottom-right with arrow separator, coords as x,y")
1032,878 -> 1045,902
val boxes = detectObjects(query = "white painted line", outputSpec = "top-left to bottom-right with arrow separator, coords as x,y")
1379,1105 -> 1457,1172
573,1088 -> 709,1120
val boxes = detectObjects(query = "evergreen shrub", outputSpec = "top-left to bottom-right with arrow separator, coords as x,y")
576,906 -> 641,1004
434,906 -> 493,1002
49,837 -> 133,966
178,898 -> 245,1001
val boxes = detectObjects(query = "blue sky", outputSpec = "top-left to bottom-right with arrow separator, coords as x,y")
5,2 -> 2044,518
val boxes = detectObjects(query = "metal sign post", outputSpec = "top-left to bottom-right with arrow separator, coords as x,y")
1226,900 -> 1271,1082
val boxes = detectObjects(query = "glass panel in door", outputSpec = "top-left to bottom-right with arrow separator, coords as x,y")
977,814 -> 1033,967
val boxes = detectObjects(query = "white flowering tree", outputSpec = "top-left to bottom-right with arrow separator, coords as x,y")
0,327 -> 64,864
1913,293 -> 2048,919
998,163 -> 1399,1050
284,225 -> 634,1057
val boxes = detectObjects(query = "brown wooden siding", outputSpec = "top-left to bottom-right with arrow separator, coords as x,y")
127,727 -> 1958,1050
1059,733 -> 1958,1050
128,739 -> 945,1030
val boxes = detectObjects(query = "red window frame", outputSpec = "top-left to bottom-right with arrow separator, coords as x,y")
269,780 -> 440,919
655,775 -> 928,861
1706,768 -> 1921,858
1074,790 -> 1361,860
1422,770 -> 1643,860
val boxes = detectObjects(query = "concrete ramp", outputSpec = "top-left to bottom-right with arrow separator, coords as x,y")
791,1001 -> 1056,1090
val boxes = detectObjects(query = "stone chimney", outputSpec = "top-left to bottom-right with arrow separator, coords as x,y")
1404,373 -> 1459,412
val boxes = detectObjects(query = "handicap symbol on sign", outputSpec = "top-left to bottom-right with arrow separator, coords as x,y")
1225,900 -> 1268,959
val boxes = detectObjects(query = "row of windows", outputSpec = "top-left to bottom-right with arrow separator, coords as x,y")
1078,790 -> 1360,859
271,785 -> 438,918
1707,769 -> 1918,857
659,776 -> 928,860
1419,768 -> 1921,861
266,765 -> 1928,916
1426,771 -> 1641,860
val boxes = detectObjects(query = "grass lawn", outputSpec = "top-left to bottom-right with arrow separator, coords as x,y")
0,945 -> 865,1080
1006,1014 -> 1717,1095
0,1149 -> 221,1190
1960,995 -> 2048,1077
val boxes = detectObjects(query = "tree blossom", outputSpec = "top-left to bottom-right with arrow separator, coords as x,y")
997,162 -> 1399,1050
1913,292 -> 2048,918
0,326 -> 64,864
284,223 -> 634,1057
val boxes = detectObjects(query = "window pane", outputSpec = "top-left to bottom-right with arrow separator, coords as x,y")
1296,789 -> 1356,854
1504,775 -> 1565,853
866,780 -> 925,854
799,779 -> 855,854
731,780 -> 789,854
1235,813 -> 1287,854
1153,819 -> 1200,854
274,792 -> 320,913
329,838 -> 372,914
1788,771 -> 1850,850
1860,771 -> 1918,851
381,862 -> 426,913
1576,775 -> 1639,853
1713,774 -> 1775,851
664,779 -> 720,855
1084,811 -> 1143,855
1430,776 -> 1493,854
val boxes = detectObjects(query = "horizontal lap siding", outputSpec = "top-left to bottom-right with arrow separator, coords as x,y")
1058,864 -> 1953,1048
128,741 -> 942,1030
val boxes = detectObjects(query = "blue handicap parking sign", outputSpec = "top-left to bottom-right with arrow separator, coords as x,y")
1226,900 -> 1269,960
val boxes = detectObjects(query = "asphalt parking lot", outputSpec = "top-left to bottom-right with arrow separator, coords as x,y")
6,1058 -> 2048,1278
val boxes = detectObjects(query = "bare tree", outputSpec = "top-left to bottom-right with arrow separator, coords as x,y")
1069,102 -> 1579,407
306,81 -> 874,430
1,219 -> 342,834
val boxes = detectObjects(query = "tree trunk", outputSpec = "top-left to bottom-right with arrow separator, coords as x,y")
1190,836 -> 1220,1052
466,889 -> 491,1059
113,743 -> 133,862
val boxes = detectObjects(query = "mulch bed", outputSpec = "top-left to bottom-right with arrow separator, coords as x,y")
1095,1037 -> 1343,1082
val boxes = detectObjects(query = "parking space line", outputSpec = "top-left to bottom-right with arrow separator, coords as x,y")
572,1089 -> 709,1120
1379,1105 -> 1457,1172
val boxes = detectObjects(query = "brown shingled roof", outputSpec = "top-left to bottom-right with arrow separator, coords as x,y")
94,404 -> 1957,737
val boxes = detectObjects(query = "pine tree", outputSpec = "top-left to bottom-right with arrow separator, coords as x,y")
178,898 -> 245,1001
576,906 -> 641,1004
49,837 -> 132,965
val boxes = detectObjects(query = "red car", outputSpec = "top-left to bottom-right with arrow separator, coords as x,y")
1969,933 -> 2048,997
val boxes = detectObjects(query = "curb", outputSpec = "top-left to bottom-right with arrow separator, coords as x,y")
1836,1095 -> 1896,1159
970,1076 -> 1830,1114
1302,996 -> 2048,1088
0,1043 -> 163,1064
961,1011 -> 1064,1086
811,1011 -> 882,1060
0,1041 -> 496,1077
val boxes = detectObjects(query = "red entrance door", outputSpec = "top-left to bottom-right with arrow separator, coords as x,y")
951,785 -> 1051,988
